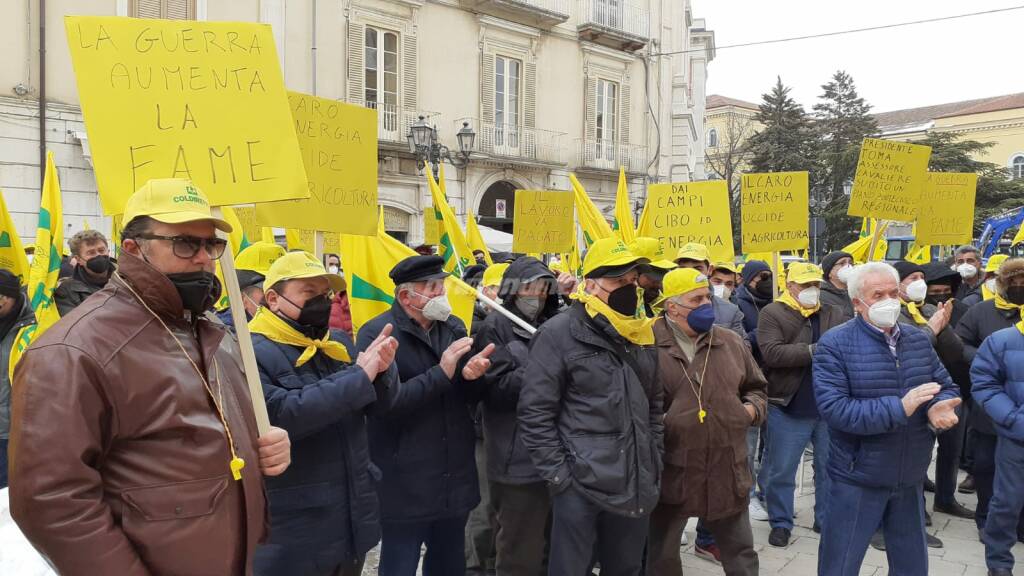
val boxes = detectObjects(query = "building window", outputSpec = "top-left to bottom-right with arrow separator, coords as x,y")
1012,155 -> 1024,179
596,79 -> 618,160
130,0 -> 195,18
365,27 -> 399,132
708,128 -> 718,148
495,55 -> 521,148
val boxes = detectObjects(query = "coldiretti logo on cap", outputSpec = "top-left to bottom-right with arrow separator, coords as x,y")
173,185 -> 209,207
610,242 -> 629,254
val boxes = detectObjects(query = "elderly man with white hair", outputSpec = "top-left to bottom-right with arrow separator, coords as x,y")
812,262 -> 961,576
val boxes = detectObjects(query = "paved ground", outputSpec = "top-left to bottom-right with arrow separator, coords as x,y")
363,464 -> 1024,575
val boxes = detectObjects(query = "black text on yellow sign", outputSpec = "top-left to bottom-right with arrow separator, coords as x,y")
848,138 -> 932,222
638,181 -> 734,263
741,171 -> 809,253
512,190 -> 574,254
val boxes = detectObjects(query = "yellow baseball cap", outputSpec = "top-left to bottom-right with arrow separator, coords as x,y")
985,254 -> 1009,273
713,261 -> 739,275
675,242 -> 710,263
263,251 -> 346,293
235,241 -> 286,275
123,178 -> 232,232
787,262 -> 823,284
582,237 -> 647,279
654,268 -> 710,306
482,263 -> 510,288
629,237 -> 677,271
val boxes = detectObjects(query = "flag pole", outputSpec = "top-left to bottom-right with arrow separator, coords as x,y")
473,285 -> 537,335
213,207 -> 271,435
867,219 -> 889,262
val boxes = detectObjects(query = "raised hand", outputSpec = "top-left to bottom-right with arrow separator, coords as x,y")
462,343 -> 496,381
926,301 -> 951,335
441,337 -> 475,379
927,397 -> 962,431
357,323 -> 398,380
902,382 -> 941,417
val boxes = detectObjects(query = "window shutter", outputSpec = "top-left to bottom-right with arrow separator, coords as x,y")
584,76 -> 597,141
164,0 -> 195,19
523,61 -> 536,129
620,82 -> 631,144
402,35 -> 418,110
131,0 -> 194,19
481,53 -> 496,124
480,53 -> 495,153
347,22 -> 365,104
130,0 -> 162,18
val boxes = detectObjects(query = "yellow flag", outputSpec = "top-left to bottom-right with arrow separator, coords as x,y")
1012,224 -> 1024,247
286,229 -> 314,252
261,227 -> 277,244
570,173 -> 612,249
843,219 -> 889,264
341,210 -> 476,338
10,151 -> 63,378
0,191 -> 30,283
427,167 -> 474,276
465,212 -> 494,266
612,167 -> 636,243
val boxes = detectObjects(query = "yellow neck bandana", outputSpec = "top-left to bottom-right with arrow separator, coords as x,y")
777,290 -> 819,318
248,308 -> 351,367
901,300 -> 928,325
574,286 -> 654,346
994,294 -> 1023,312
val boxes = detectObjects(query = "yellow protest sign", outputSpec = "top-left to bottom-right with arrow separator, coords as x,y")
255,92 -> 377,235
512,190 -> 574,254
65,16 -> 309,214
741,172 -> 809,253
848,138 -> 931,221
232,206 -> 259,245
915,172 -> 977,245
638,181 -> 734,263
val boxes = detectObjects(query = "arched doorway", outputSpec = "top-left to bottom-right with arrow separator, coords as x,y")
477,180 -> 518,234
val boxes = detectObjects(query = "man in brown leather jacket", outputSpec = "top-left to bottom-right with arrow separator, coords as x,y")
8,178 -> 292,576
646,268 -> 767,576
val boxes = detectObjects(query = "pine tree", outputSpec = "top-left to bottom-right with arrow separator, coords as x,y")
812,71 -> 878,252
747,77 -> 817,174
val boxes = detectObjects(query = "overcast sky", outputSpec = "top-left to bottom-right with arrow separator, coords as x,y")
691,0 -> 1022,113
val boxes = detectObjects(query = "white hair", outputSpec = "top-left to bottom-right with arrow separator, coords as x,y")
847,262 -> 900,300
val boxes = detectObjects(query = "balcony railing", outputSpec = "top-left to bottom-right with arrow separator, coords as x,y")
576,138 -> 647,173
462,0 -> 570,28
347,99 -> 441,147
577,0 -> 650,49
459,119 -> 567,165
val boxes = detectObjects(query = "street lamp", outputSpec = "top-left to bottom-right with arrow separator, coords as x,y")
407,116 -> 475,178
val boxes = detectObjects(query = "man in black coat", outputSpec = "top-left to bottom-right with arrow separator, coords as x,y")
519,237 -> 662,576
956,257 -> 1024,539
472,256 -> 559,575
250,251 -> 399,576
53,230 -> 114,317
358,255 -> 494,576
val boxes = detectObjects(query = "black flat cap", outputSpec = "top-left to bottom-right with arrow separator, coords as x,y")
390,255 -> 449,285
236,270 -> 266,291
0,269 -> 20,299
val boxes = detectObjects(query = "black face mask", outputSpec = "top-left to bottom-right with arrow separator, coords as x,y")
1007,286 -> 1024,306
85,254 -> 113,275
605,283 -> 639,316
166,271 -> 220,316
281,293 -> 333,334
754,280 -> 774,299
926,294 -> 953,306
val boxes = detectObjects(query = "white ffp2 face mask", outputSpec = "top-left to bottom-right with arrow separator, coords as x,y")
797,286 -> 820,308
836,265 -> 853,285
712,284 -> 731,300
414,292 -> 452,322
955,263 -> 978,279
866,298 -> 902,329
905,279 -> 928,303
985,278 -> 997,294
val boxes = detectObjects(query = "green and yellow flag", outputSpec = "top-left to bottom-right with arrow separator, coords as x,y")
611,167 -> 636,243
341,210 -> 476,338
570,173 -> 612,249
10,151 -> 63,378
427,165 -> 474,276
214,206 -> 251,311
465,211 -> 493,266
0,191 -> 30,283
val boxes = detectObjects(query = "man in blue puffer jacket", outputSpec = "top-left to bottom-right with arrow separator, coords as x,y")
250,251 -> 400,576
971,312 -> 1024,576
813,262 -> 961,576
